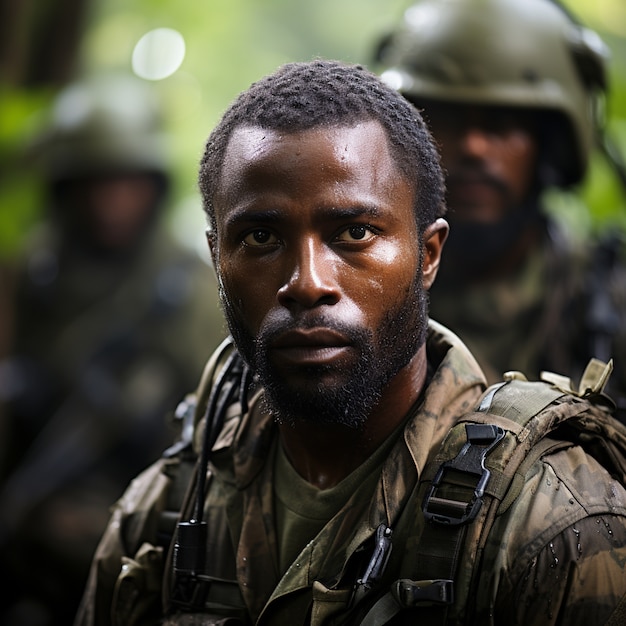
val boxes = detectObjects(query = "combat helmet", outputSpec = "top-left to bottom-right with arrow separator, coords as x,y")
375,0 -> 610,186
32,73 -> 169,183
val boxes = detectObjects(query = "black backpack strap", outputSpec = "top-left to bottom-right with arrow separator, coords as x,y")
162,338 -> 254,615
156,337 -> 241,548
408,382 -> 565,623
358,382 -> 564,625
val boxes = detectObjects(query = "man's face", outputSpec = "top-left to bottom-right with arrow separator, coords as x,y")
419,101 -> 539,223
211,120 -> 430,428
61,172 -> 160,250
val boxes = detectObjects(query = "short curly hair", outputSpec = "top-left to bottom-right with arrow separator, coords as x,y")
199,59 -> 445,234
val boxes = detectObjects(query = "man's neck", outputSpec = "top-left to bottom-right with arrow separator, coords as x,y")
277,345 -> 428,489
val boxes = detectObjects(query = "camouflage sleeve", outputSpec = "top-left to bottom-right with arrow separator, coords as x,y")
73,458 -> 172,626
496,514 -> 626,625
480,444 -> 626,626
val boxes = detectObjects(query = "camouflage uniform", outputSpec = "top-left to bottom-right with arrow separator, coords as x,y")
429,221 -> 587,385
429,224 -> 626,419
74,321 -> 626,626
583,233 -> 626,419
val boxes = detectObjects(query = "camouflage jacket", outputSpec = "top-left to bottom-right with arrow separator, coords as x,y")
429,223 -> 587,385
429,221 -> 626,421
74,321 -> 626,626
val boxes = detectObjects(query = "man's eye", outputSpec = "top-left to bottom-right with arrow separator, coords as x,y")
336,225 -> 376,242
243,229 -> 279,246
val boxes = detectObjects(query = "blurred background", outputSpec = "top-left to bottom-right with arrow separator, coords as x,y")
1,0 -> 624,271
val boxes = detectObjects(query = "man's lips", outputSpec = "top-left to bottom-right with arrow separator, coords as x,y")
447,171 -> 505,195
271,328 -> 351,349
270,328 -> 352,365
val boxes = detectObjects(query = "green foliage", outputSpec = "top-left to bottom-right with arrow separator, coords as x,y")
0,87 -> 50,259
579,29 -> 626,234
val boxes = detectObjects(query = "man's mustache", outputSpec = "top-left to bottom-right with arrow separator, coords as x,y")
445,167 -> 509,196
256,313 -> 367,351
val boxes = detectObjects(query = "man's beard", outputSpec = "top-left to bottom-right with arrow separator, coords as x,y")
438,198 -> 543,283
220,273 -> 428,429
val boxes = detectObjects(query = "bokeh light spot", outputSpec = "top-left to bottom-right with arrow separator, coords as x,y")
132,28 -> 186,80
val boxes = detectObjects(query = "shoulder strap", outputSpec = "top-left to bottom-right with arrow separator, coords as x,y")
156,337 -> 242,545
361,359 -> 622,626
161,337 -> 256,614
410,379 -> 569,626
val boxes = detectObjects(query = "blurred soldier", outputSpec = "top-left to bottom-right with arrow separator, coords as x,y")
0,73 -> 226,626
374,0 -> 626,416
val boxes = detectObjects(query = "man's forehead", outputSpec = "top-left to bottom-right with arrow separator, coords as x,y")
213,120 -> 417,220
223,119 -> 389,159
223,126 -> 281,165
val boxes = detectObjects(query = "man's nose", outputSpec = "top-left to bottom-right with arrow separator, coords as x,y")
458,124 -> 491,158
277,238 -> 340,310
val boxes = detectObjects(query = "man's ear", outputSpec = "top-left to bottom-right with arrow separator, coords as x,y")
422,218 -> 449,290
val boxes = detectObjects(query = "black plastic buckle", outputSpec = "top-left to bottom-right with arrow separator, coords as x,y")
393,579 -> 455,607
423,423 -> 505,526
356,524 -> 393,591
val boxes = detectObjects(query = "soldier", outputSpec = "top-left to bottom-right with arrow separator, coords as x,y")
0,74 -> 226,625
374,0 -> 626,417
75,59 -> 626,626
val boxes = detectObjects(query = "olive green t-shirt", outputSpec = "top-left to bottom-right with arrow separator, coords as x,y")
273,430 -> 402,574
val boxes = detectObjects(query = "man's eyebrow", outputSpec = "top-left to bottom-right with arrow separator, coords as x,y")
223,204 -> 382,230
223,208 -> 282,230
321,204 -> 382,220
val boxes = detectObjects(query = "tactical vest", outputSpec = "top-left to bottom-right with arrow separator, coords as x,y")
359,359 -> 626,626
113,338 -> 626,625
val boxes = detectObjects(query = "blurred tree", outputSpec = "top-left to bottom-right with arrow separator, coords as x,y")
0,0 -> 87,86
0,0 -> 95,379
